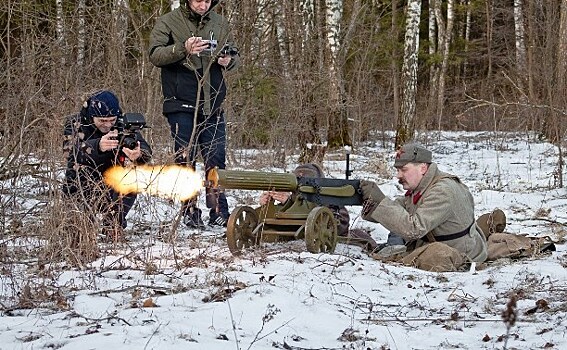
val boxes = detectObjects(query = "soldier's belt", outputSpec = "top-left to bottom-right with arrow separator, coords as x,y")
422,222 -> 474,243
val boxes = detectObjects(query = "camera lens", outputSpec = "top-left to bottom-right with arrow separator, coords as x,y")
122,136 -> 137,150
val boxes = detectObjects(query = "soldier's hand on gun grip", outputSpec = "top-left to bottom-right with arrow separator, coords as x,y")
259,191 -> 290,205
258,192 -> 272,205
360,180 -> 385,204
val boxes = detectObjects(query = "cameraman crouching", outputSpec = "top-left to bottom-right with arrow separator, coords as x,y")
62,90 -> 152,242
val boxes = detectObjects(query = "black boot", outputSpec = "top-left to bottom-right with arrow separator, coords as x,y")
182,200 -> 205,229
208,211 -> 228,227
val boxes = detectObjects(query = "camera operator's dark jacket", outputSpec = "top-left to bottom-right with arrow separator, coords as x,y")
62,114 -> 152,195
148,0 -> 239,116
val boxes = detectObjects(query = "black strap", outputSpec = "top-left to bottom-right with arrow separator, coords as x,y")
423,222 -> 473,243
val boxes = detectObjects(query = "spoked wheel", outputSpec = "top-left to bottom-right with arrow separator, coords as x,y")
304,206 -> 338,253
226,206 -> 259,255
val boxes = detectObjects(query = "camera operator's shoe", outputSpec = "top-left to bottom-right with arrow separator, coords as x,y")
183,208 -> 205,229
208,212 -> 228,228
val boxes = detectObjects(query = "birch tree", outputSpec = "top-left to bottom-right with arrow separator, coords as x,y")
463,0 -> 472,76
56,0 -> 65,65
397,0 -> 422,147
427,0 -> 438,118
513,0 -> 527,98
434,0 -> 454,127
114,0 -> 129,50
556,0 -> 567,98
553,0 -> 567,186
325,0 -> 351,149
77,0 -> 85,72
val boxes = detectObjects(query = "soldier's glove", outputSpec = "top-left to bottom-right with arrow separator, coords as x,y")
360,180 -> 385,204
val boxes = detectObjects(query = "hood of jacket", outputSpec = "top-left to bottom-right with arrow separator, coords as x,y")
184,0 -> 219,20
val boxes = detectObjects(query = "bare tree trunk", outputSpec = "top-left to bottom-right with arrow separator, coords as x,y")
525,0 -> 535,101
485,0 -> 493,80
513,0 -> 527,98
326,0 -> 351,149
56,0 -> 65,66
114,0 -> 129,49
463,0 -> 472,77
111,0 -> 129,96
436,0 -> 454,129
274,2 -> 291,73
397,0 -> 422,147
553,0 -> 567,186
391,0 -> 400,134
556,0 -> 567,95
427,0 -> 438,119
298,0 -> 325,164
77,0 -> 85,78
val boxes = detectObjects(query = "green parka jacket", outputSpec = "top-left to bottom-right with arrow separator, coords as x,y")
149,0 -> 239,116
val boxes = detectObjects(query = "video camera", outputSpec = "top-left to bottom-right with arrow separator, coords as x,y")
111,112 -> 147,150
220,44 -> 239,57
201,39 -> 238,57
202,39 -> 218,53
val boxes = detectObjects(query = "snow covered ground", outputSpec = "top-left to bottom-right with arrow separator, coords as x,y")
1,131 -> 566,350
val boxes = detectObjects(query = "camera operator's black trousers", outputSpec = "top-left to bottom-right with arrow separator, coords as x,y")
166,111 -> 229,220
63,181 -> 136,230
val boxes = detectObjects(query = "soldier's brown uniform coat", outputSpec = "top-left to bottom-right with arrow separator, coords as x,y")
364,163 -> 488,262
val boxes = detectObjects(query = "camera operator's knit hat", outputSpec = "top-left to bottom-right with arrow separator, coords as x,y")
293,163 -> 323,178
86,90 -> 122,118
394,143 -> 432,168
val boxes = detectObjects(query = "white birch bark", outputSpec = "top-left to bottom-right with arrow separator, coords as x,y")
428,0 -> 436,87
326,0 -> 343,90
301,0 -> 315,42
326,0 -> 348,146
428,0 -> 439,116
114,0 -> 129,51
274,2 -> 291,73
399,0 -> 422,143
326,0 -> 342,58
463,0 -> 471,75
514,0 -> 527,93
56,0 -> 65,65
257,0 -> 270,67
77,0 -> 85,69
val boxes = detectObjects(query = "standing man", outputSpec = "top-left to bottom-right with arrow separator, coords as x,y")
63,90 -> 152,241
149,0 -> 240,228
359,143 -> 488,271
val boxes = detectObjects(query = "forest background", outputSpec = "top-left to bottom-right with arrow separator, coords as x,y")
1,0 -> 567,294
2,0 -> 567,166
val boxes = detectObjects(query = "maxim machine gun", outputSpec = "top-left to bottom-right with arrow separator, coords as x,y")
207,168 -> 363,255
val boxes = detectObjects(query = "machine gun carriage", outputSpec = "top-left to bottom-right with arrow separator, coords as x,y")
207,169 -> 363,255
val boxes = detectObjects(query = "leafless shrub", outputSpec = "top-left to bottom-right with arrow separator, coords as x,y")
39,196 -> 100,267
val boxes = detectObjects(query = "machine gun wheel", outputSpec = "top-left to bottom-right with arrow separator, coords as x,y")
304,206 -> 338,253
226,206 -> 260,255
